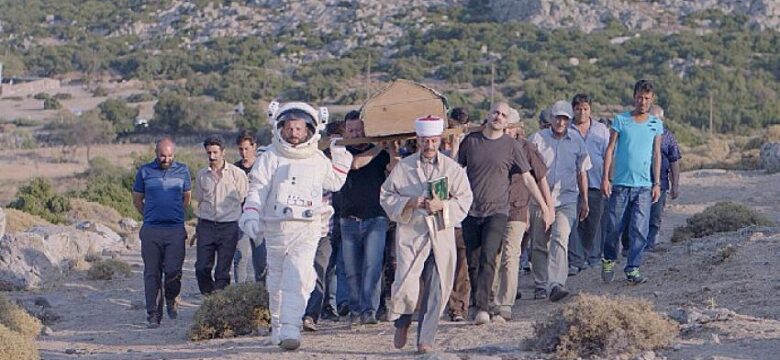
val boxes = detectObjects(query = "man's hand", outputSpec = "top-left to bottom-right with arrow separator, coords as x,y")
601,179 -> 612,198
542,205 -> 555,231
652,184 -> 661,204
578,201 -> 589,222
405,197 -> 424,211
425,196 -> 444,214
670,187 -> 679,200
188,231 -> 198,247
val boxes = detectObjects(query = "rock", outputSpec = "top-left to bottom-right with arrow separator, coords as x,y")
760,142 -> 780,173
0,225 -> 127,289
41,326 -> 54,336
34,296 -> 52,308
119,218 -> 139,232
0,207 -> 5,239
76,221 -> 124,244
711,333 -> 721,344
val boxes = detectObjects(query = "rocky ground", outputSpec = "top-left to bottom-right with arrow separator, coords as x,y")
7,169 -> 780,359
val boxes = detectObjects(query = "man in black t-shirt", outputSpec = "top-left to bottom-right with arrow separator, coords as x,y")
233,130 -> 266,283
339,111 -> 391,325
457,102 -> 554,325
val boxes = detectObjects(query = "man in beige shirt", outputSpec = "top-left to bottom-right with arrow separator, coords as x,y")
193,135 -> 249,294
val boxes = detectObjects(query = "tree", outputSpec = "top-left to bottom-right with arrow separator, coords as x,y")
48,110 -> 115,162
98,98 -> 139,133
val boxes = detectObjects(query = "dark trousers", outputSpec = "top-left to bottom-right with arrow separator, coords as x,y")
569,189 -> 606,268
304,236 -> 333,322
462,214 -> 508,312
140,225 -> 186,321
195,219 -> 240,295
447,228 -> 470,317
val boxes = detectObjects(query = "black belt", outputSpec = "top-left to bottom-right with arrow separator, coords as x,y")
198,218 -> 238,225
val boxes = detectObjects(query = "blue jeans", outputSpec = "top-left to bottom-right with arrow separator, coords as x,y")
647,191 -> 667,249
340,216 -> 389,317
603,186 -> 652,272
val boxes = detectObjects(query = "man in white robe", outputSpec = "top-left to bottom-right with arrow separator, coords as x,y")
380,115 -> 473,354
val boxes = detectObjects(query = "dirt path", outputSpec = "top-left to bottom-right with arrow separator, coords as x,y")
15,169 -> 780,359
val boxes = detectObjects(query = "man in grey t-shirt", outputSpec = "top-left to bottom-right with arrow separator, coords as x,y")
457,102 -> 554,325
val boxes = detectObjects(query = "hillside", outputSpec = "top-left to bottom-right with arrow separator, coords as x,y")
1,0 -> 780,134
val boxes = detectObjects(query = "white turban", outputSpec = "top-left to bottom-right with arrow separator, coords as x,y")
415,115 -> 445,137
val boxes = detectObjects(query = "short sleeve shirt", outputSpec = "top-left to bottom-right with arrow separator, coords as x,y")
457,132 -> 530,217
340,145 -> 390,219
571,119 -> 610,189
133,160 -> 191,226
508,139 -> 548,222
655,128 -> 682,191
611,112 -> 664,188
529,129 -> 592,207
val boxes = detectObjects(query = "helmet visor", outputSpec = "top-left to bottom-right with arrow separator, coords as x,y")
276,109 -> 316,129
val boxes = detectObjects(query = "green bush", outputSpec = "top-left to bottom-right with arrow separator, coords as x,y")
86,259 -> 133,280
32,92 -> 49,100
92,86 -> 108,97
126,93 -> 155,103
76,157 -> 139,220
0,324 -> 39,360
0,295 -> 43,339
52,93 -> 72,100
534,293 -> 677,360
97,98 -> 139,133
672,202 -> 774,242
189,282 -> 270,341
42,98 -> 61,110
8,178 -> 71,224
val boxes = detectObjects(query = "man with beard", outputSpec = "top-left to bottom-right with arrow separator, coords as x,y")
193,135 -> 249,295
132,137 -> 191,328
239,102 -> 352,350
381,115 -> 473,353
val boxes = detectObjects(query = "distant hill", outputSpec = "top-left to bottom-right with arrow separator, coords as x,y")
1,0 -> 779,135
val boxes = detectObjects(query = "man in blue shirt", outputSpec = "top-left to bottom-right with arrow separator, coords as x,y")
132,137 -> 192,328
647,105 -> 682,250
567,94 -> 610,275
601,80 -> 663,284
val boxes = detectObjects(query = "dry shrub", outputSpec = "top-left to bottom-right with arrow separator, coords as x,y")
0,295 -> 42,338
67,198 -> 123,233
0,324 -> 39,360
672,202 -> 774,242
763,125 -> 780,143
3,208 -> 51,233
534,293 -> 677,360
189,282 -> 270,341
86,259 -> 132,280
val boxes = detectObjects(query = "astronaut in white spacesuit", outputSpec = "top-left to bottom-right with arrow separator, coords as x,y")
239,101 -> 352,350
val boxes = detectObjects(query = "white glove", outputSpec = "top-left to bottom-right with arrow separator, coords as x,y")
329,137 -> 353,171
239,207 -> 261,240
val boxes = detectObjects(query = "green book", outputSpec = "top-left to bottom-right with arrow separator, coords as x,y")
426,176 -> 449,200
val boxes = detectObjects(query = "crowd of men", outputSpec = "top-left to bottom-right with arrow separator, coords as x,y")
130,79 -> 682,353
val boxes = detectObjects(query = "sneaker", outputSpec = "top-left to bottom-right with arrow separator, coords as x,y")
474,310 -> 490,325
146,315 -> 160,329
361,311 -> 378,325
337,303 -> 350,317
549,285 -> 569,302
302,316 -> 317,332
450,313 -> 465,322
534,288 -> 547,300
568,266 -> 580,276
320,306 -> 338,321
626,269 -> 648,284
497,306 -> 512,321
601,259 -> 615,282
279,338 -> 301,351
166,298 -> 179,320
